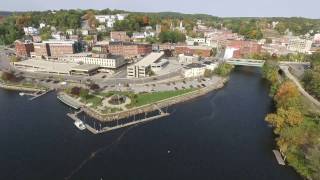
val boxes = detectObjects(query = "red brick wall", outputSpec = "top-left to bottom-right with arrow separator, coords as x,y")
49,44 -> 75,57
227,40 -> 262,58
15,42 -> 34,57
109,43 -> 152,58
175,46 -> 212,57
34,43 -> 50,57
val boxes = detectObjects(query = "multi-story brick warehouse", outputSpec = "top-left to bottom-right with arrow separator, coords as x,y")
33,43 -> 51,58
175,46 -> 213,57
44,40 -> 78,58
226,40 -> 262,58
109,42 -> 152,59
15,41 -> 34,57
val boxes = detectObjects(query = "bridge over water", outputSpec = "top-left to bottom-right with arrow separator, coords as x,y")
225,58 -> 310,67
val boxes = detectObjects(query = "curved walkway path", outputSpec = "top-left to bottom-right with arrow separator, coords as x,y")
280,65 -> 320,108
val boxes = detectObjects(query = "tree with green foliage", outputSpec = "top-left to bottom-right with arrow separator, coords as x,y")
158,30 -> 186,43
213,63 -> 234,77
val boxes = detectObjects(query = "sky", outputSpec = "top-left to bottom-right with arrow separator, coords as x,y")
1,0 -> 319,18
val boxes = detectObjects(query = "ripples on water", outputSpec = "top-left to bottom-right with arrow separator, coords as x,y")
0,67 -> 301,180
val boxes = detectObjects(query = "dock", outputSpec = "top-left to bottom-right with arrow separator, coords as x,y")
273,150 -> 286,165
28,89 -> 53,101
86,112 -> 170,134
67,110 -> 84,122
66,106 -> 170,134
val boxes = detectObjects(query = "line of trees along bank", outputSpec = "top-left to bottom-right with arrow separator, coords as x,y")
262,60 -> 320,180
302,52 -> 320,101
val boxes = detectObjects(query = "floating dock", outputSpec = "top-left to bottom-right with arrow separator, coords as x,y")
66,107 -> 170,134
273,150 -> 286,165
86,112 -> 170,134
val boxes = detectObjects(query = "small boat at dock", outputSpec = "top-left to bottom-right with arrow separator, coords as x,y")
19,92 -> 25,96
74,120 -> 86,131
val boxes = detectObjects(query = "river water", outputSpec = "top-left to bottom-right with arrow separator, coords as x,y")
0,66 -> 301,180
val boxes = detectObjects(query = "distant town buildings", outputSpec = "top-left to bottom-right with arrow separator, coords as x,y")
287,38 -> 313,53
313,34 -> 320,44
95,14 -> 128,28
225,40 -> 262,58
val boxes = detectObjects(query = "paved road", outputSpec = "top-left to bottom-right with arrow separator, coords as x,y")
280,65 -> 320,108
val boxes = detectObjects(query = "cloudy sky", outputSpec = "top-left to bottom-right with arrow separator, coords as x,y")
1,0 -> 319,18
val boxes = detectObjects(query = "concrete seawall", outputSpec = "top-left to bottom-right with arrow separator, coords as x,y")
82,77 -> 228,122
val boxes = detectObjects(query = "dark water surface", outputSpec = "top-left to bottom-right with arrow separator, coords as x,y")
0,67 -> 301,180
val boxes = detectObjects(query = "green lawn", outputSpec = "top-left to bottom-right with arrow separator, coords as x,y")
127,88 -> 196,108
80,94 -> 103,108
75,88 -> 197,111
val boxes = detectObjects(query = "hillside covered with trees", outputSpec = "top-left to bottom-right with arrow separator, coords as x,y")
1,9 -> 320,45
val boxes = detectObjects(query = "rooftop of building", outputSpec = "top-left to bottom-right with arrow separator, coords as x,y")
152,58 -> 169,66
175,45 -> 213,50
134,52 -> 165,67
184,63 -> 206,69
42,39 -> 77,44
71,64 -> 100,72
14,59 -> 78,74
109,41 -> 151,46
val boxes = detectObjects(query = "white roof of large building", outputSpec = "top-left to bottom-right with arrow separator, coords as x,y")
14,59 -> 79,74
135,52 -> 164,67
43,39 -> 77,44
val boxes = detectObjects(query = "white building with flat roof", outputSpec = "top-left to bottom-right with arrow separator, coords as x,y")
74,56 -> 126,69
183,63 -> 206,78
23,27 -> 39,36
127,52 -> 165,78
287,38 -> 313,53
178,54 -> 200,65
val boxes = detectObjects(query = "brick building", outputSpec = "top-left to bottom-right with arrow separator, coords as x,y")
33,43 -> 51,58
226,40 -> 262,58
15,41 -> 34,57
110,31 -> 130,42
175,46 -> 213,57
33,40 -> 79,59
46,41 -> 76,58
109,42 -> 152,59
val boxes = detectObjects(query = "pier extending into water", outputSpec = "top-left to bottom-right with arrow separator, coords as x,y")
26,89 -> 53,101
67,106 -> 170,134
273,150 -> 286,165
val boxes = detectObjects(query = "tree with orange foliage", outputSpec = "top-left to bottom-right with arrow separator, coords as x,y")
274,81 -> 301,109
142,16 -> 149,26
266,107 -> 304,134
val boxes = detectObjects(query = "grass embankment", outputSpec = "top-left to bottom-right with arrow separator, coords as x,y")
263,60 -> 320,180
66,87 -> 197,112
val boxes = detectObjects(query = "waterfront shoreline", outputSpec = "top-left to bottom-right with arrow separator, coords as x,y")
0,82 -> 46,92
76,77 -> 228,122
